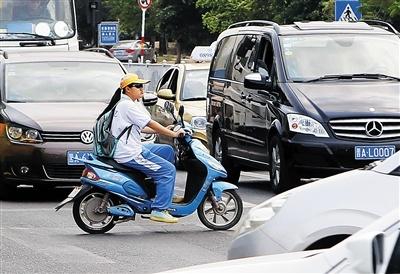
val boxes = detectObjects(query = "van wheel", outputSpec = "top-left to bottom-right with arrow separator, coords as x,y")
269,136 -> 299,193
213,130 -> 240,183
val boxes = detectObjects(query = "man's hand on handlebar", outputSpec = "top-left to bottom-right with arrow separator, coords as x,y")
173,128 -> 186,138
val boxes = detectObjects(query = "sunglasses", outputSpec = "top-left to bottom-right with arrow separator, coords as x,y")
133,84 -> 143,89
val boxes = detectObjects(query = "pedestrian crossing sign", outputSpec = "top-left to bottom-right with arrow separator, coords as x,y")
335,0 -> 362,21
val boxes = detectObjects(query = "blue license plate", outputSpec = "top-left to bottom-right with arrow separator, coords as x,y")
67,151 -> 92,165
354,145 -> 396,160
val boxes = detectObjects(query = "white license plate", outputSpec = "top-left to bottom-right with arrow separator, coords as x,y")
67,151 -> 91,165
355,145 -> 395,160
114,50 -> 124,55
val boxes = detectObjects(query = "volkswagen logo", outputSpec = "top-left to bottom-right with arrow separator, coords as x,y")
365,120 -> 383,137
80,130 -> 94,144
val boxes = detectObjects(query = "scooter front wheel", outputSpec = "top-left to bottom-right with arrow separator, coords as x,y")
73,190 -> 117,234
197,189 -> 243,230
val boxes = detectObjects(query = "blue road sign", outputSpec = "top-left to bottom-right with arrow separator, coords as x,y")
98,22 -> 119,46
335,0 -> 362,21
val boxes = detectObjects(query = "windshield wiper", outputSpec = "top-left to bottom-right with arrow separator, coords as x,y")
306,73 -> 400,83
182,97 -> 206,101
351,73 -> 400,81
0,32 -> 55,45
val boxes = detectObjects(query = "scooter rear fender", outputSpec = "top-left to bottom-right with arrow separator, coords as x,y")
55,185 -> 93,211
212,181 -> 238,200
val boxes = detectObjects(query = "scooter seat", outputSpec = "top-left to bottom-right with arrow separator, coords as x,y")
97,157 -> 151,181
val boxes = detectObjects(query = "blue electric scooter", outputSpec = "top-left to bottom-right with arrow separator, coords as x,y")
56,103 -> 243,234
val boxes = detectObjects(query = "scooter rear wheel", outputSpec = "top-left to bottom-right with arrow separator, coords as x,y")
73,190 -> 117,234
197,189 -> 243,230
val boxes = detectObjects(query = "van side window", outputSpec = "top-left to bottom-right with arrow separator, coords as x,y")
231,35 -> 257,82
255,37 -> 274,78
210,36 -> 237,79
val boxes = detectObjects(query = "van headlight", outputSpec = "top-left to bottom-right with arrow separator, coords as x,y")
191,116 -> 207,130
287,114 -> 329,137
236,193 -> 291,236
6,125 -> 43,143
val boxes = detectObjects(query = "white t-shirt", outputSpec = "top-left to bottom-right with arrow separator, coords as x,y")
111,94 -> 151,163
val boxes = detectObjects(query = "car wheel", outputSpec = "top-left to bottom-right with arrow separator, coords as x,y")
269,135 -> 299,193
213,129 -> 240,183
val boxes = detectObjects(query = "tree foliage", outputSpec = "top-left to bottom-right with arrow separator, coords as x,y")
360,0 -> 400,27
197,0 -> 330,33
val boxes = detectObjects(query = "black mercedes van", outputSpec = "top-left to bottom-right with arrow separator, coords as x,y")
206,20 -> 400,193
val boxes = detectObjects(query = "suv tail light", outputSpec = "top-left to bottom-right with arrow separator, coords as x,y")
126,48 -> 135,54
82,167 -> 100,181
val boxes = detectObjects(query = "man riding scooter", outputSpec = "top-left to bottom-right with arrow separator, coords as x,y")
98,73 -> 185,223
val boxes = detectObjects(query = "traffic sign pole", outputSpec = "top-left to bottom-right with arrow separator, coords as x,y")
141,9 -> 145,63
138,0 -> 151,63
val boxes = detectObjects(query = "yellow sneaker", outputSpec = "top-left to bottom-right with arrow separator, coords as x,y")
150,210 -> 178,223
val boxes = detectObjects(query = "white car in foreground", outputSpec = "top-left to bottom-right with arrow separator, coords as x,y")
158,209 -> 400,273
228,151 -> 400,259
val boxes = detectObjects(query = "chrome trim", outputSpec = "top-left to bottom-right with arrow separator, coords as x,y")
329,118 -> 400,140
230,154 -> 268,166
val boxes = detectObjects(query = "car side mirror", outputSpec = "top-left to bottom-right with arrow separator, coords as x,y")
244,73 -> 271,90
157,89 -> 176,100
347,231 -> 384,274
142,93 -> 158,106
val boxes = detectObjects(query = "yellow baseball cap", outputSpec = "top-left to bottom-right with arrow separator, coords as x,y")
120,73 -> 150,89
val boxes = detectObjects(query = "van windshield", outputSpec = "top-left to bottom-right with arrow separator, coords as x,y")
0,0 -> 75,40
280,34 -> 400,81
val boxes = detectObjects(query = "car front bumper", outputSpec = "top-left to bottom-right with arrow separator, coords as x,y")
283,134 -> 400,178
227,226 -> 287,260
0,138 -> 91,186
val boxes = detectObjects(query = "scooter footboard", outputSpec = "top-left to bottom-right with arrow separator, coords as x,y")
212,181 -> 238,200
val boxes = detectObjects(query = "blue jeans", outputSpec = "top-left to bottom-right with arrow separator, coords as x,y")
121,143 -> 176,210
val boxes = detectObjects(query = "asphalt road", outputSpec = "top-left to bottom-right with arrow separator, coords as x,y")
0,171 -> 275,274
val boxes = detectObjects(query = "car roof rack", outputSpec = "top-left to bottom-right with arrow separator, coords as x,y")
228,20 -> 280,32
0,50 -> 8,59
361,20 -> 399,34
84,47 -> 114,58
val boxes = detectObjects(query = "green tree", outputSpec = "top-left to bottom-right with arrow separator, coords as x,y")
197,0 -> 330,33
361,0 -> 400,28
